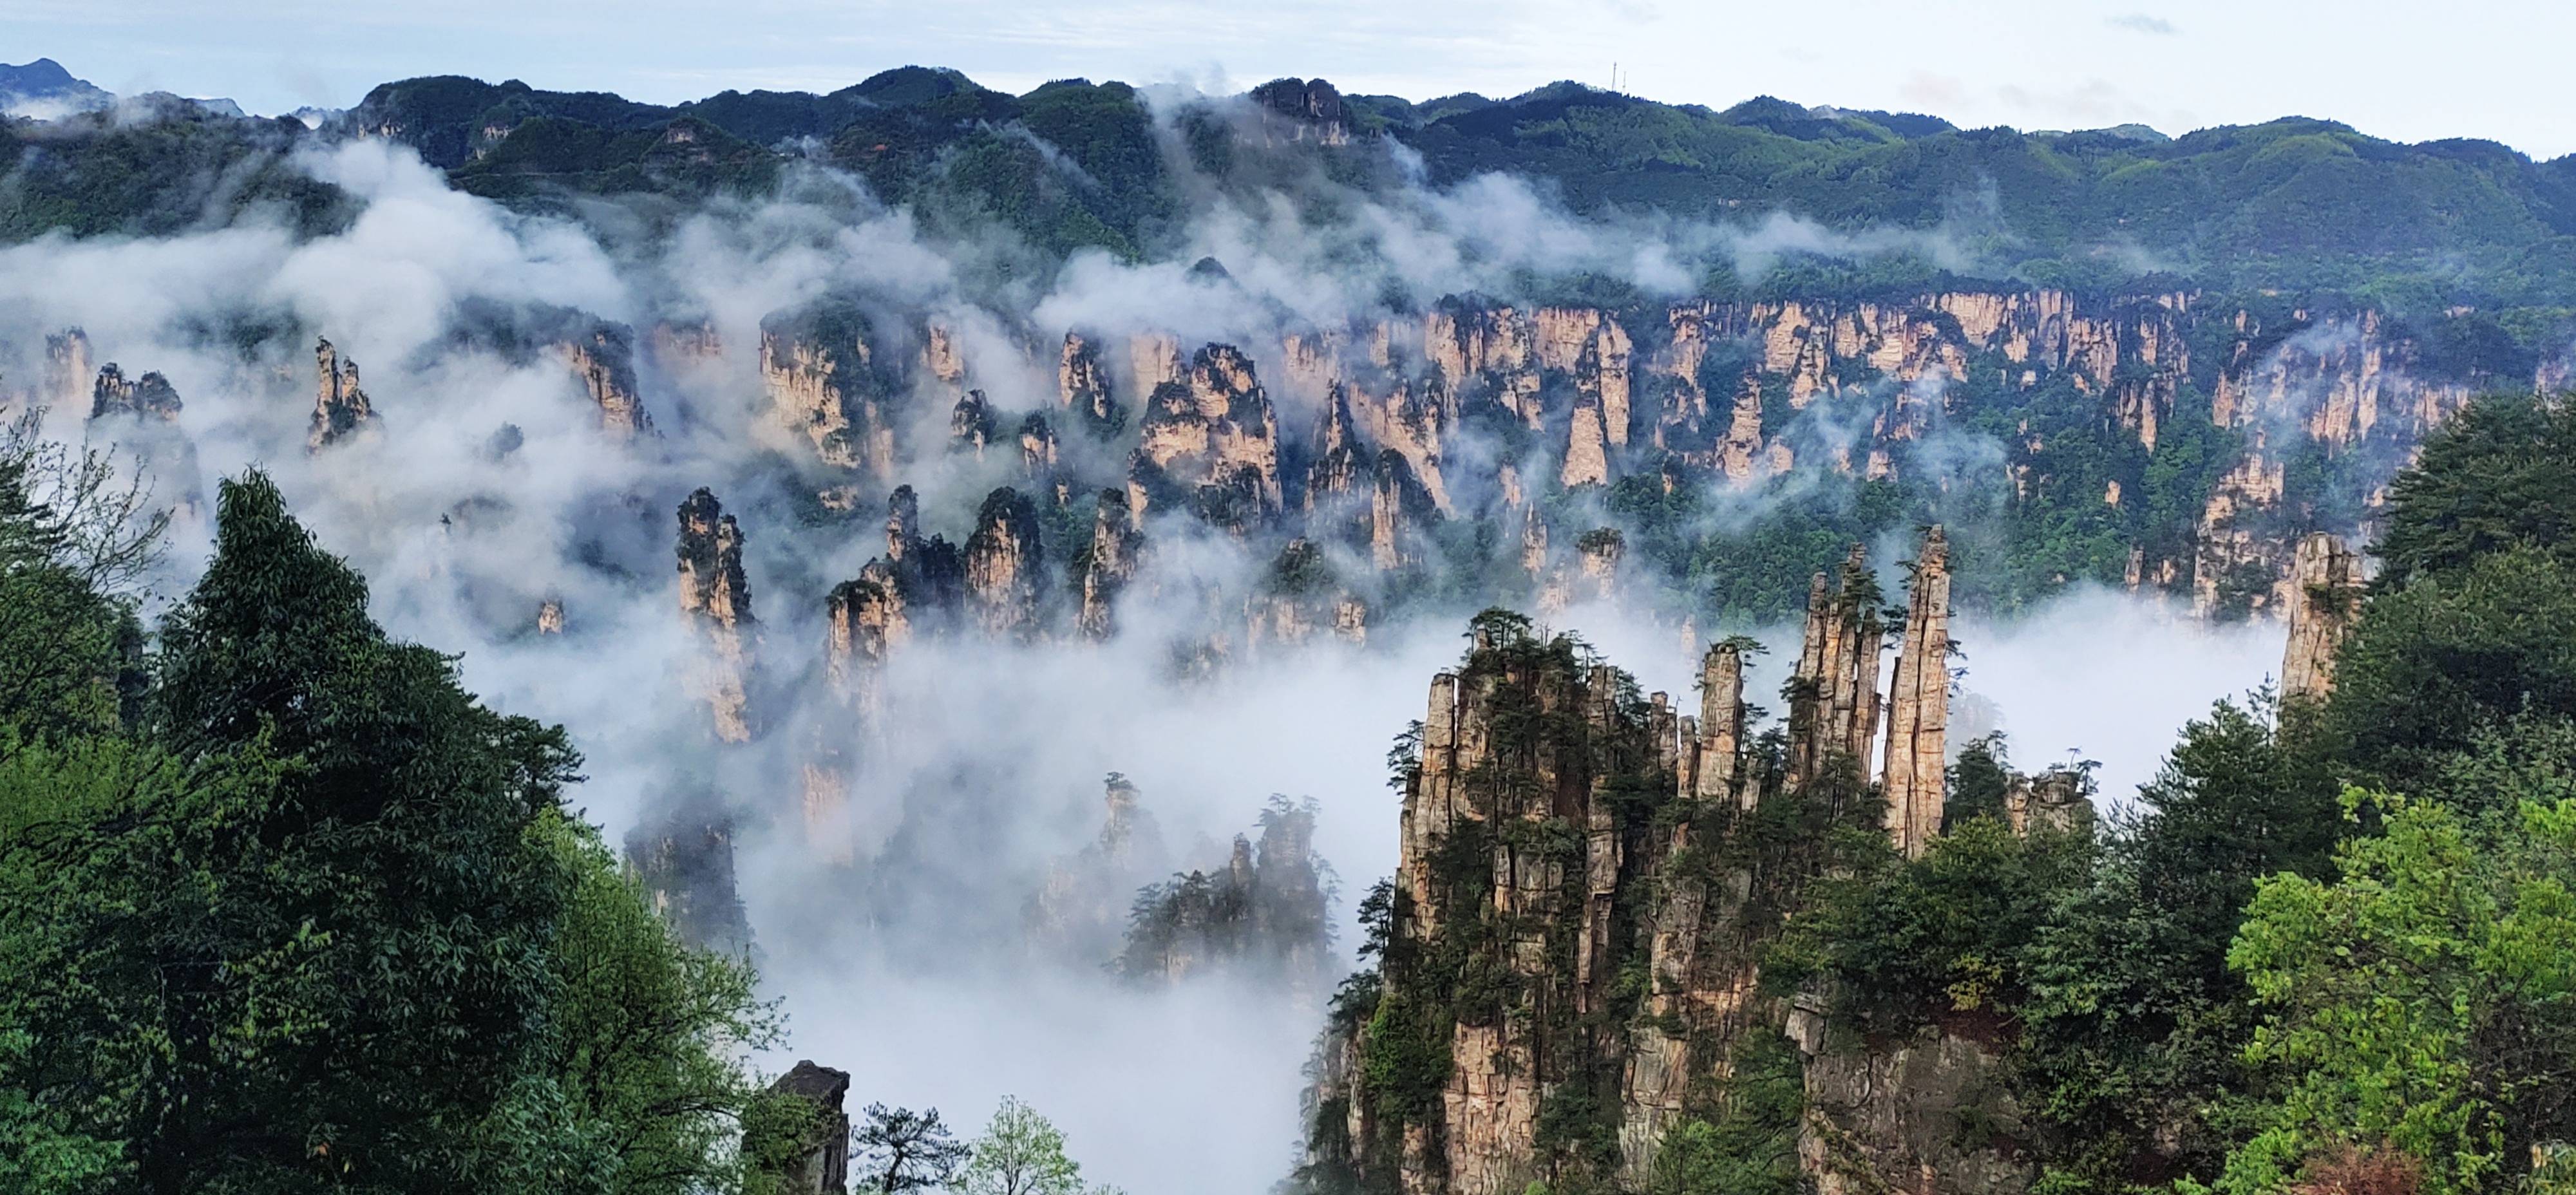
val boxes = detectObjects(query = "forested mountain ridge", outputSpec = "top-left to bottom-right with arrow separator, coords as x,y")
14,62 -> 2576,312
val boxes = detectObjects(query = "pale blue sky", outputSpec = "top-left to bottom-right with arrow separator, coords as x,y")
9,0 -> 2572,157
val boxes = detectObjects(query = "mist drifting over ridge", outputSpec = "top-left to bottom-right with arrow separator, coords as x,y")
0,66 -> 2523,1193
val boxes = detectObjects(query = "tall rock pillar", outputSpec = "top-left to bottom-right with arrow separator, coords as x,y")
2280,531 -> 2359,707
1880,525 -> 1952,860
677,487 -> 755,743
1785,546 -> 1883,791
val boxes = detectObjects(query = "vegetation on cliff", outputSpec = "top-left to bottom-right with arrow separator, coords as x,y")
1307,390 -> 2576,1195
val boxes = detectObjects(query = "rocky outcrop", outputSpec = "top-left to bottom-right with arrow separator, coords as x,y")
760,302 -> 895,477
1305,383 -> 1367,511
964,486 -> 1045,639
1077,489 -> 1142,639
624,802 -> 753,955
1018,411 -> 1059,478
1130,344 -> 1283,533
947,388 -> 996,457
558,323 -> 651,437
1030,773 -> 1171,964
755,1060 -> 852,1195
1370,449 -> 1437,571
1249,77 -> 1351,146
1316,581 -> 2052,1194
309,338 -> 376,449
2003,769 -> 2092,836
1348,375 -> 1453,514
828,486 -> 968,690
89,363 -> 182,421
677,487 -> 755,742
43,328 -> 92,409
1880,527 -> 1951,860
1789,999 -> 2029,1195
536,598 -> 565,635
922,323 -> 967,395
1117,795 -> 1334,997
1247,538 -> 1365,650
2279,531 -> 2360,706
1059,332 -> 1124,437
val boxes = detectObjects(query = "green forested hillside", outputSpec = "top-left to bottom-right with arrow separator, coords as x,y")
11,66 -> 2576,315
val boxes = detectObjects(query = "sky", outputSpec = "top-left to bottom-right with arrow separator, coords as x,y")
6,0 -> 2574,158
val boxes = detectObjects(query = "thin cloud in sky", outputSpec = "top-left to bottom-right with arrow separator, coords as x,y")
2108,13 -> 2180,35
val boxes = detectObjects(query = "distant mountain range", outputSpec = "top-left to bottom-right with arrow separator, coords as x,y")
1,57 -> 246,120
6,59 -> 2574,317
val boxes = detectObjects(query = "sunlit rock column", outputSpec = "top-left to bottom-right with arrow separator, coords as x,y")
965,487 -> 1045,639
2279,531 -> 2360,707
1880,525 -> 1951,860
559,323 -> 652,437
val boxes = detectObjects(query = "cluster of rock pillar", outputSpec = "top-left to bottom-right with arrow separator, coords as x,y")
1779,527 -> 1953,859
1373,527 -> 1965,1195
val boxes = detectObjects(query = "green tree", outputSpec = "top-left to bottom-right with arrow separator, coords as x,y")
956,1097 -> 1117,1195
2321,548 -> 2576,793
1642,1033 -> 1804,1195
2374,394 -> 2576,590
2015,695 -> 2342,1191
852,1104 -> 968,1194
540,811 -> 783,1194
2212,793 -> 2576,1195
0,468 -> 786,1193
120,471 -> 583,1189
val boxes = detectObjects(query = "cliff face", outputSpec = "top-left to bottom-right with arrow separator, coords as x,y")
87,362 -> 203,509
1117,795 -> 1335,998
44,328 -> 93,409
1130,343 -> 1283,534
624,802 -> 753,955
1785,547 -> 1883,792
753,1060 -> 852,1195
964,486 -> 1045,639
558,323 -> 652,437
1880,527 -> 1952,860
1250,77 -> 1352,146
826,485 -> 968,686
309,337 -> 376,449
1059,332 -> 1124,437
1029,773 -> 1172,964
759,302 -> 896,478
1313,529 -> 2045,1195
1077,489 -> 1142,639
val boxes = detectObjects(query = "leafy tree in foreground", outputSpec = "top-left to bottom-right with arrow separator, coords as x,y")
2210,793 -> 2576,1195
956,1096 -> 1120,1195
